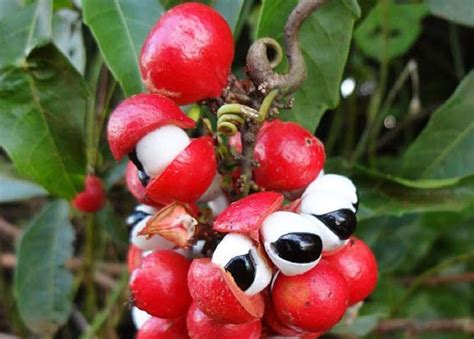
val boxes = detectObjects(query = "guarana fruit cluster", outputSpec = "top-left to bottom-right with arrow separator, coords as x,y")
104,2 -> 378,338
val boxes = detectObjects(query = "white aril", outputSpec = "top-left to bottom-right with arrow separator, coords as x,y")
131,306 -> 152,329
303,173 -> 358,207
260,211 -> 323,276
135,125 -> 190,177
212,233 -> 272,296
300,189 -> 356,215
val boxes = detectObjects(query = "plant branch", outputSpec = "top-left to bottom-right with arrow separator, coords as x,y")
390,251 -> 474,316
377,318 -> 474,334
238,121 -> 259,197
79,270 -> 129,339
400,272 -> 474,286
0,254 -> 117,290
246,0 -> 327,95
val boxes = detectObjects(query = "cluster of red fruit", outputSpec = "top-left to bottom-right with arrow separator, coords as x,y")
104,3 -> 377,338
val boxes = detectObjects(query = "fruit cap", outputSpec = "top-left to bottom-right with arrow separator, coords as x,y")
107,93 -> 195,160
213,192 -> 283,241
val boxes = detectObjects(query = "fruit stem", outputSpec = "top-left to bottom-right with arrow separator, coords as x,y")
83,214 -> 97,319
246,0 -> 327,95
239,120 -> 259,197
238,89 -> 280,197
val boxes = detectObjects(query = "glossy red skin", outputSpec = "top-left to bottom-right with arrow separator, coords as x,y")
324,237 -> 378,305
137,316 -> 189,339
107,93 -> 195,160
187,258 -> 265,324
130,250 -> 191,318
272,259 -> 349,333
127,244 -> 143,273
145,136 -> 216,205
187,303 -> 261,339
263,292 -> 303,337
125,161 -> 161,207
213,192 -> 283,242
254,120 -> 325,191
72,175 -> 106,213
140,3 -> 234,105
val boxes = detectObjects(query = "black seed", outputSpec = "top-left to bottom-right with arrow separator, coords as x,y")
128,148 -> 144,172
138,170 -> 150,187
224,251 -> 256,292
314,209 -> 357,240
271,233 -> 322,264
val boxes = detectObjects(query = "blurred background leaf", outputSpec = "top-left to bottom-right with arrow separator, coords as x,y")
400,71 -> 474,181
14,200 -> 75,336
0,44 -> 89,199
354,1 -> 427,62
0,0 -> 52,68
257,0 -> 360,132
213,0 -> 245,34
0,173 -> 48,203
83,0 -> 164,97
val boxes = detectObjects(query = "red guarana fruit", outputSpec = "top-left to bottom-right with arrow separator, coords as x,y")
107,93 -> 195,161
144,136 -> 217,205
107,94 -> 217,205
324,237 -> 378,305
253,120 -> 325,192
130,250 -> 191,318
137,316 -> 189,339
187,258 -> 265,324
72,175 -> 106,213
187,303 -> 261,339
272,259 -> 349,333
140,2 -> 234,105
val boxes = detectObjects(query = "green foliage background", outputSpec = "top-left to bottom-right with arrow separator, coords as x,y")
0,0 -> 472,337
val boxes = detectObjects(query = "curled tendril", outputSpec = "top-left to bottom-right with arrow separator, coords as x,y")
246,0 -> 327,95
216,89 -> 280,136
217,104 -> 259,136
218,114 -> 244,135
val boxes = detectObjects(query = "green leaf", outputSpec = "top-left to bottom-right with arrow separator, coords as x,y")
356,175 -> 474,221
401,71 -> 474,181
0,173 -> 48,203
83,0 -> 164,97
0,0 -> 52,68
14,200 -> 74,336
332,313 -> 385,336
52,9 -> 85,74
213,0 -> 245,33
354,1 -> 427,61
257,0 -> 360,132
429,0 -> 474,27
0,0 -> 22,21
0,44 -> 89,199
